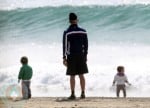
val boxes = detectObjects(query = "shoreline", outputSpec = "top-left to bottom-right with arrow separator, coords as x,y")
1,97 -> 150,108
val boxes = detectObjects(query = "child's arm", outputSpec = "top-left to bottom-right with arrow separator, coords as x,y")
112,80 -> 115,86
18,67 -> 24,83
112,75 -> 116,86
125,80 -> 131,85
125,76 -> 131,85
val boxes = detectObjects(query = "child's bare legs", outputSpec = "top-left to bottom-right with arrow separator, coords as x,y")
116,85 -> 120,97
117,85 -> 126,98
122,86 -> 126,98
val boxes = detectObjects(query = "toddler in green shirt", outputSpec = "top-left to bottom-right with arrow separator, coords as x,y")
18,56 -> 33,99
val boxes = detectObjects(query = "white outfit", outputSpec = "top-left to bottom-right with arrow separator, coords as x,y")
113,74 -> 128,85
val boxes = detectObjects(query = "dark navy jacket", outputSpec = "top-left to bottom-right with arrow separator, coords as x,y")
63,24 -> 88,59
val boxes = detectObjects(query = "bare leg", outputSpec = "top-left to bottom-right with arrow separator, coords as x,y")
70,75 -> 75,95
79,74 -> 86,98
117,85 -> 120,98
122,86 -> 126,98
68,75 -> 76,99
79,74 -> 85,92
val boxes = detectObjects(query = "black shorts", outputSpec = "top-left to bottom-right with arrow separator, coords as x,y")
66,55 -> 88,75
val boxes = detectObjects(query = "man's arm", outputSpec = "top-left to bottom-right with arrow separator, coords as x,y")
83,33 -> 88,61
63,31 -> 67,67
63,31 -> 66,59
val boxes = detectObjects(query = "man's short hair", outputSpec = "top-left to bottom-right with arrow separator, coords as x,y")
21,56 -> 28,64
69,13 -> 77,21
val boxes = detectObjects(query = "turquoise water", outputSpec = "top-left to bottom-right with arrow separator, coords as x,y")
1,5 -> 150,44
0,5 -> 150,97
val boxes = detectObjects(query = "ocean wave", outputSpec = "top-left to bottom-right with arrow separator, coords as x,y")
0,43 -> 150,97
1,5 -> 150,44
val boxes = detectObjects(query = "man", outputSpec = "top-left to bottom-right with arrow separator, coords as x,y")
63,13 -> 88,99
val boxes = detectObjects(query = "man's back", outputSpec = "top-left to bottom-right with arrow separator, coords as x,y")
63,24 -> 88,58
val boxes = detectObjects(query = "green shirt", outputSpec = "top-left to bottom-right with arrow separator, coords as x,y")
18,64 -> 33,80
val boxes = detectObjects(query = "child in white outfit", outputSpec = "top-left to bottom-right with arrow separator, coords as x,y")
113,66 -> 131,98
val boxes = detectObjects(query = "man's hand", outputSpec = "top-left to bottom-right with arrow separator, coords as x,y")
18,79 -> 20,83
84,55 -> 87,62
63,58 -> 67,67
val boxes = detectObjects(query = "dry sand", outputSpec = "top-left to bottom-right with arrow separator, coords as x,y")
0,97 -> 150,108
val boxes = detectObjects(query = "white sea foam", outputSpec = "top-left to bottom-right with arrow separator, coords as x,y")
1,0 -> 150,10
0,43 -> 150,97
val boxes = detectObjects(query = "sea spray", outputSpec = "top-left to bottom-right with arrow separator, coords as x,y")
0,5 -> 150,97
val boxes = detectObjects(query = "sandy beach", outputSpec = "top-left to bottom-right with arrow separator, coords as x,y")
0,97 -> 150,108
